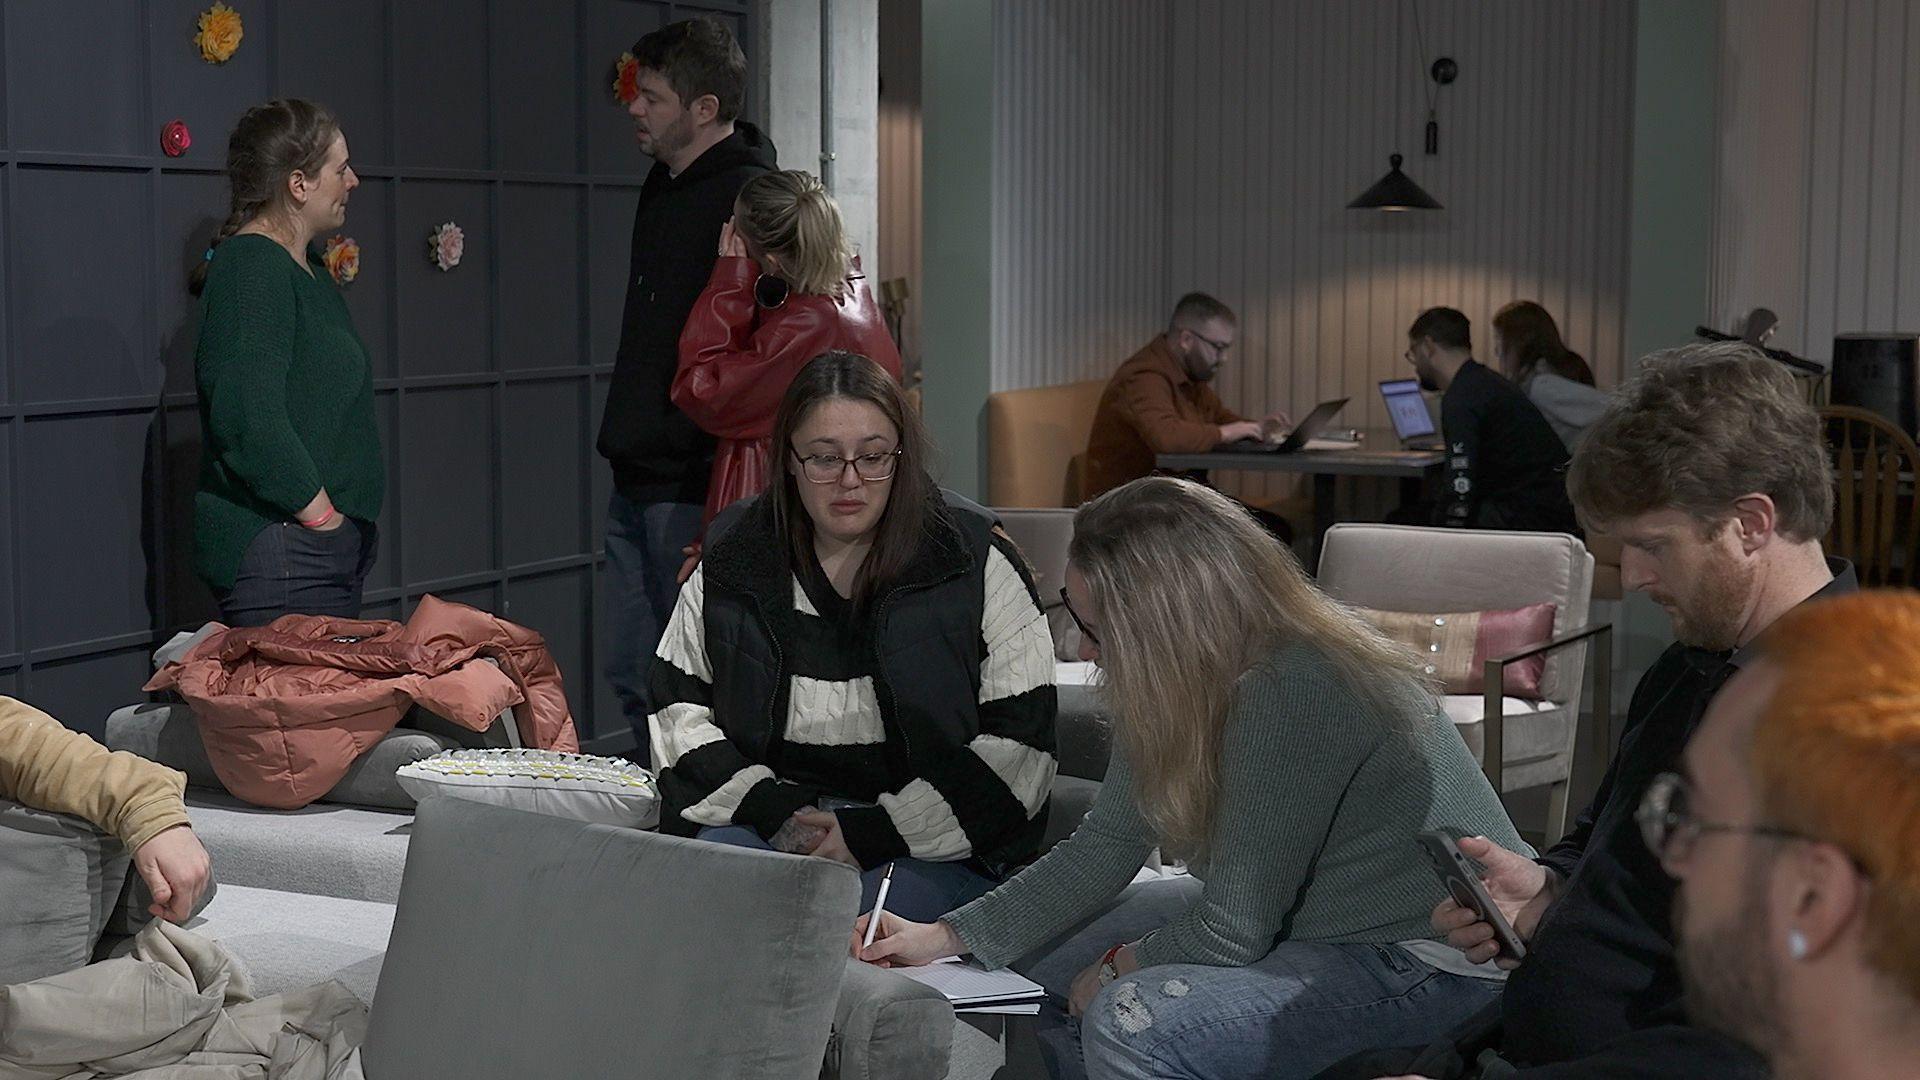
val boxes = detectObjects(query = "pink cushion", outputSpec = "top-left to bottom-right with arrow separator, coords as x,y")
1357,602 -> 1557,699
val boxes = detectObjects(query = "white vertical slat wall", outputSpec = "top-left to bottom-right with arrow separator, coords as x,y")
988,0 -> 1635,506
1712,0 -> 1920,361
989,1 -> 1175,392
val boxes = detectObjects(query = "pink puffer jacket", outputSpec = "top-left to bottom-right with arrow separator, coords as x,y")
145,595 -> 580,809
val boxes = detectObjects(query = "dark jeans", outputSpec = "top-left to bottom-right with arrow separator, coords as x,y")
604,490 -> 705,762
217,517 -> 377,628
695,825 -> 998,921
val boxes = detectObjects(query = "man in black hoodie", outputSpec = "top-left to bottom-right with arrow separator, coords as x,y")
596,16 -> 776,758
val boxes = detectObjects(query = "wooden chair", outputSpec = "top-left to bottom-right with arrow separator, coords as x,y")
1820,405 -> 1920,586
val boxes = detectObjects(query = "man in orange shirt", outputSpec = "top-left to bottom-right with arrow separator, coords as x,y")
1083,293 -> 1291,539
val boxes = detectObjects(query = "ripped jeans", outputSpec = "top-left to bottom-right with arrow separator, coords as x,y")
1012,877 -> 1505,1080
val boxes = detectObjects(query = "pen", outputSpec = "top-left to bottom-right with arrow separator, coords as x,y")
861,862 -> 896,950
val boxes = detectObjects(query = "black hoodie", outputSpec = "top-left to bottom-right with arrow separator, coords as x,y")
597,121 -> 777,501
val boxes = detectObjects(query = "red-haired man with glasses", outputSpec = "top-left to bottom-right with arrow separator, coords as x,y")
1652,590 -> 1920,1079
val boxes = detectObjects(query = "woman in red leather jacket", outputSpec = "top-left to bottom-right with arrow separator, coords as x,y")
673,170 -> 904,534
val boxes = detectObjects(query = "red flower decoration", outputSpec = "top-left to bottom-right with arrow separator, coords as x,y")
161,119 -> 192,158
613,52 -> 640,105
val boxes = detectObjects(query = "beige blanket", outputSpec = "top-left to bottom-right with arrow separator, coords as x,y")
0,922 -> 365,1080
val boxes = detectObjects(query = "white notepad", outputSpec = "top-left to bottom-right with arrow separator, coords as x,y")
891,957 -> 1045,1008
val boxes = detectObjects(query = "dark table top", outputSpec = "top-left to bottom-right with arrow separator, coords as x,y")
1157,430 -> 1444,478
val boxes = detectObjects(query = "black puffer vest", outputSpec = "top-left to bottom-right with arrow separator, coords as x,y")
696,490 -> 1047,870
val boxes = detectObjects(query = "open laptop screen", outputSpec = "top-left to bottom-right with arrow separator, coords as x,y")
1379,378 -> 1436,440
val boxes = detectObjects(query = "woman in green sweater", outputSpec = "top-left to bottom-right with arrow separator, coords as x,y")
189,100 -> 383,627
859,477 -> 1531,1080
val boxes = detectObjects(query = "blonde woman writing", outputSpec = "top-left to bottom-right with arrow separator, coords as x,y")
859,477 -> 1529,1080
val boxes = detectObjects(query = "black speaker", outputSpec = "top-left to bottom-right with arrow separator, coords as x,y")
1830,333 -> 1920,435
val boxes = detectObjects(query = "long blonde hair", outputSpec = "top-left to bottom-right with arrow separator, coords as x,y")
1069,478 -> 1434,860
735,170 -> 853,300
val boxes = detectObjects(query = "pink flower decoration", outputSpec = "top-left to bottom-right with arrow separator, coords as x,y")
161,119 -> 192,157
428,221 -> 465,272
323,235 -> 360,285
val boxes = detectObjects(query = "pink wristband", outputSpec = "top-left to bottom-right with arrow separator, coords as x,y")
298,508 -> 337,529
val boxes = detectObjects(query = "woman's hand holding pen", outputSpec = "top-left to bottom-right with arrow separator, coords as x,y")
852,913 -> 964,969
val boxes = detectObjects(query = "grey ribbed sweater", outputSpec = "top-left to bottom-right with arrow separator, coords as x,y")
944,641 -> 1531,970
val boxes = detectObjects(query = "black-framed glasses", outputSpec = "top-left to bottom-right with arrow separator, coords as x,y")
1059,587 -> 1099,646
791,447 -> 901,484
1195,332 -> 1233,355
1635,771 -> 1811,864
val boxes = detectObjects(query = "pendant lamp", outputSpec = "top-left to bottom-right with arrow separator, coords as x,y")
1347,153 -> 1442,211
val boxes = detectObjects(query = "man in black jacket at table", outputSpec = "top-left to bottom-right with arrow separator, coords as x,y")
1402,307 -> 1578,535
595,16 -> 775,759
1322,342 -> 1849,1079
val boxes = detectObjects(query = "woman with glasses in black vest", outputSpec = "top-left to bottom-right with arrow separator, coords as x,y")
645,351 -> 1058,921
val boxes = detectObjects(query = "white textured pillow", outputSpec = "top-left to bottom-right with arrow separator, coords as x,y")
396,750 -> 660,830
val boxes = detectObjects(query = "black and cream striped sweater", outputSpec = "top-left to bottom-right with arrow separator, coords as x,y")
646,493 -> 1059,872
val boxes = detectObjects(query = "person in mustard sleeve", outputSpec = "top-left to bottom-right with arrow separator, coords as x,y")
0,697 -> 211,928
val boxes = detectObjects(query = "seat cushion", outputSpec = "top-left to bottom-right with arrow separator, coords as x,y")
103,883 -> 395,1004
184,790 -> 413,903
1441,697 -> 1574,788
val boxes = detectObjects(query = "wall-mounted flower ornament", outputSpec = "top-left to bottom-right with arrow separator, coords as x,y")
613,52 -> 640,105
194,3 -> 244,64
428,222 -> 465,272
323,235 -> 360,285
161,119 -> 192,157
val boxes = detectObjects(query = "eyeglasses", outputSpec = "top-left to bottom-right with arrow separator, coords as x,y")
1635,771 -> 1810,864
1195,333 -> 1233,355
791,447 -> 901,484
1059,587 -> 1099,646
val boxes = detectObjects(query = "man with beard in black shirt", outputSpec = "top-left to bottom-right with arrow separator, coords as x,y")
1401,307 -> 1578,535
1322,341 -> 1850,1079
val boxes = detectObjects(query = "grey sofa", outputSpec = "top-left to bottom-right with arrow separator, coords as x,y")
100,688 -> 1115,1079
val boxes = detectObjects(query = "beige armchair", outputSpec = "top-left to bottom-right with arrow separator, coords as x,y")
985,380 -> 1107,507
1317,523 -> 1611,843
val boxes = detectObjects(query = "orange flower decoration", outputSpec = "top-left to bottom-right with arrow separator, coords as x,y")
613,52 -> 640,105
323,235 -> 360,285
194,2 -> 244,64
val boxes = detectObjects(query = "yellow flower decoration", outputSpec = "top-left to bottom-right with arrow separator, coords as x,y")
323,235 -> 360,286
194,3 -> 244,64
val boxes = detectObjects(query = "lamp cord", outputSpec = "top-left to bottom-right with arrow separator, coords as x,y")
1408,0 -> 1437,116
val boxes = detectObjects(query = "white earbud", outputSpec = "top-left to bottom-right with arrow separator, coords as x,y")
1787,929 -> 1809,960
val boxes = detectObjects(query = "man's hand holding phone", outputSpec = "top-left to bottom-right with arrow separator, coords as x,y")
1429,835 -> 1559,970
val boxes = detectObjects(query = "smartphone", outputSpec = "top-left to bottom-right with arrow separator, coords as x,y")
1417,830 -> 1527,962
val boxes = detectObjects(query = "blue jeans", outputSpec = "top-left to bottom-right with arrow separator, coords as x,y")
696,825 -> 998,921
604,491 -> 704,762
1014,877 -> 1506,1080
217,518 -> 378,628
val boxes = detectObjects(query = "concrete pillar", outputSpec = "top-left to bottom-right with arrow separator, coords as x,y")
919,0 -> 993,499
753,0 -> 880,263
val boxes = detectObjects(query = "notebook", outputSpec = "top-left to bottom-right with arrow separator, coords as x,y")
891,957 -> 1046,1012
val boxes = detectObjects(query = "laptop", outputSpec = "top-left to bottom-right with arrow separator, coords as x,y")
1378,378 -> 1444,450
1216,397 -> 1350,453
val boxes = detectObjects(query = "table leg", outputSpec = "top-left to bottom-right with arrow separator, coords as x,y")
1310,473 -> 1337,570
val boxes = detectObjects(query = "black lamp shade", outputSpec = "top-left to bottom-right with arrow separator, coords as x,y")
1348,153 -> 1442,211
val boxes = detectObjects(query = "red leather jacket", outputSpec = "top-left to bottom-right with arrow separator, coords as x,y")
672,255 -> 904,530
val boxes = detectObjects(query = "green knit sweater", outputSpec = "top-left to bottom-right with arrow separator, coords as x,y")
192,234 -> 384,591
945,641 -> 1532,970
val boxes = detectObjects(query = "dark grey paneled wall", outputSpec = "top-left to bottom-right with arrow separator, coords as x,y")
1,0 -> 752,750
